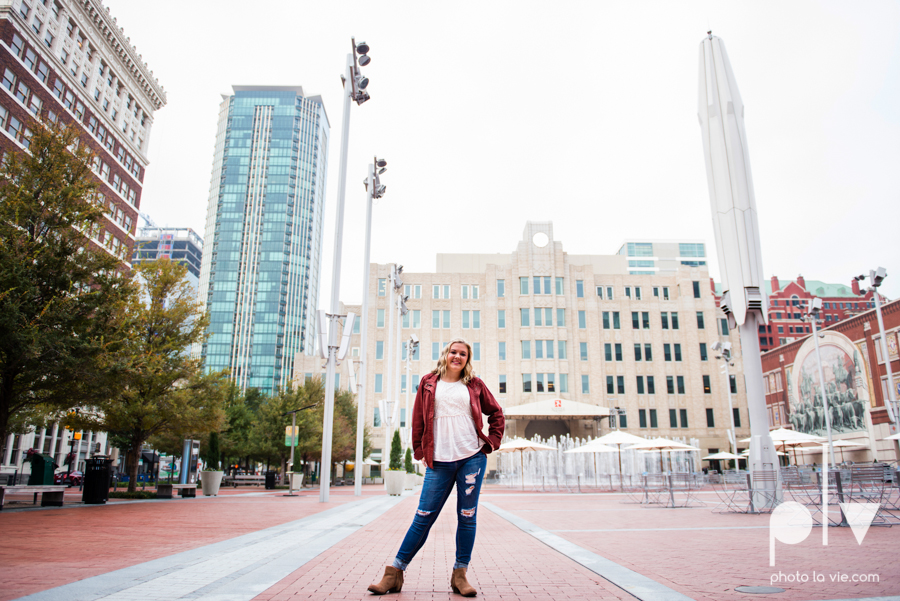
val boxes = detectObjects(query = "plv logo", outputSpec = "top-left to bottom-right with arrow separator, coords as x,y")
769,451 -> 880,566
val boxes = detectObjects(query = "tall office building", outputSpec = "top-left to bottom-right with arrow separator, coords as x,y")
617,240 -> 707,275
198,86 -> 329,393
0,0 -> 166,265
132,224 -> 203,289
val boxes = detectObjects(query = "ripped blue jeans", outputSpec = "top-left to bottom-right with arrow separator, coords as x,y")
393,451 -> 487,570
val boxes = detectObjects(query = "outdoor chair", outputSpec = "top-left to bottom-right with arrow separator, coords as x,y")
710,472 -> 752,513
643,473 -> 668,505
622,473 -> 649,504
663,472 -> 702,508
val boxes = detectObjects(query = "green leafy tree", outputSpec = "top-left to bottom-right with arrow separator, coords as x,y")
0,123 -> 129,447
204,432 -> 220,471
404,447 -> 414,474
389,429 -> 402,470
73,258 -> 228,492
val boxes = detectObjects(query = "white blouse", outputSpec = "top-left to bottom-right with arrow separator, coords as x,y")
433,379 -> 482,462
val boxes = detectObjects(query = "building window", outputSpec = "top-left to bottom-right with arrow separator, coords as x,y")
649,409 -> 658,428
604,343 -> 612,362
556,277 -> 564,295
2,68 -> 15,92
647,375 -> 655,394
521,341 -> 531,360
558,340 -> 567,359
632,311 -> 639,329
719,318 -> 729,336
730,375 -> 737,394
461,285 -> 479,299
634,343 -> 642,361
636,376 -> 645,394
578,310 -> 586,329
664,344 -> 672,361
520,308 -> 530,327
442,310 -> 450,328
523,374 -> 532,393
661,312 -> 669,329
677,376 -> 685,394
697,312 -> 705,329
497,279 -> 505,297
680,409 -> 689,428
582,375 -> 590,394
617,375 -> 625,394
703,375 -> 711,394
498,310 -> 506,328
674,344 -> 682,361
615,343 -> 622,361
580,342 -> 588,361
403,284 -> 421,299
519,277 -> 529,295
473,342 -> 481,361
462,311 -> 470,329
376,309 -> 385,328
666,375 -> 674,394
499,375 -> 507,394
557,308 -> 565,326
602,312 -> 610,329
699,343 -> 708,361
499,342 -> 506,361
706,408 -> 715,428
671,312 -> 679,329
606,286 -> 614,300
625,286 -> 631,299
733,408 -> 741,427
374,374 -> 383,394
692,281 -> 701,298
432,342 -> 440,361
669,408 -> 678,428
376,278 -> 386,296
607,375 -> 614,394
576,280 -> 584,298
642,311 -> 650,329
612,312 -> 620,329
559,374 -> 568,393
596,286 -> 604,298
375,340 -> 384,360
639,409 -> 647,428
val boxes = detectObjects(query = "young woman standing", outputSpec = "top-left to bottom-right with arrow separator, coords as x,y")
368,338 -> 505,597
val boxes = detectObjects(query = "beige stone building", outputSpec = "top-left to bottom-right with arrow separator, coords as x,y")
295,222 -> 753,476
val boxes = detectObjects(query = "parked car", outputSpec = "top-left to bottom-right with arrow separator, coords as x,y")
54,471 -> 83,486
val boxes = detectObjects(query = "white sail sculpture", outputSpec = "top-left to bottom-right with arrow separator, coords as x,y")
698,32 -> 781,502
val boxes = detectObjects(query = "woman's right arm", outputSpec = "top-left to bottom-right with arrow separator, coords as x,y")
411,379 -> 426,461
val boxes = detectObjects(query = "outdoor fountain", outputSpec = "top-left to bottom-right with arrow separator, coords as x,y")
498,434 -> 701,490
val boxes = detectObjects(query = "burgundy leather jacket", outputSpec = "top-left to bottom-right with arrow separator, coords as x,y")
412,372 -> 505,469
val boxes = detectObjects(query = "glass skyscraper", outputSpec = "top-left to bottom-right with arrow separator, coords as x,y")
198,86 -> 329,393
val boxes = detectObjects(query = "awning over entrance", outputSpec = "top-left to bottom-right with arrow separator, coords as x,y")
503,398 -> 611,420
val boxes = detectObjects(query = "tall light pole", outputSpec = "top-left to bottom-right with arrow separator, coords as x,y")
855,268 -> 900,461
353,158 -> 387,496
319,37 -> 373,504
383,264 -> 399,474
712,341 -> 741,465
404,334 -> 419,448
805,298 -> 837,466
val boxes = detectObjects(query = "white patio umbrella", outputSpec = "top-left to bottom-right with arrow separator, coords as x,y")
496,438 -> 557,490
880,432 -> 900,441
564,442 -> 618,487
702,452 -> 743,461
820,440 -> 866,463
626,438 -> 701,473
740,428 -> 824,465
590,430 -> 647,488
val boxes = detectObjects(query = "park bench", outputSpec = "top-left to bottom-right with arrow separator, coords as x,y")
223,475 -> 267,487
0,485 -> 67,510
156,483 -> 197,499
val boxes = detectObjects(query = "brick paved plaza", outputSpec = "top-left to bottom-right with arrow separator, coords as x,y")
0,485 -> 898,601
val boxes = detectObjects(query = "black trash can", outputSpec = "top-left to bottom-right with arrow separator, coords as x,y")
264,470 -> 276,490
83,457 -> 113,504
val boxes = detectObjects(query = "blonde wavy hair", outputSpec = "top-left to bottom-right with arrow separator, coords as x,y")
431,338 -> 475,384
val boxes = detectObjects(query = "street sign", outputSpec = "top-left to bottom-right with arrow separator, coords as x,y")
285,426 -> 298,447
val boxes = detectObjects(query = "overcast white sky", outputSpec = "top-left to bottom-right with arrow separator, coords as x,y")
106,0 -> 900,302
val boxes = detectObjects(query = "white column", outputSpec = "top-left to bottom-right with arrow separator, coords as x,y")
48,423 -> 59,459
3,434 -> 13,465
37,427 -> 47,455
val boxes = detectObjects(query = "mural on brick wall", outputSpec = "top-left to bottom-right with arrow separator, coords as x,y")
788,331 -> 870,436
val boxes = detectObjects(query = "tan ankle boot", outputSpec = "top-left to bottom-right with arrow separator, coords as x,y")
451,567 -> 477,597
367,566 -> 404,595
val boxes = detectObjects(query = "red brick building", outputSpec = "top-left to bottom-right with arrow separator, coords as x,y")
760,298 -> 900,464
714,275 -> 879,353
0,0 -> 166,265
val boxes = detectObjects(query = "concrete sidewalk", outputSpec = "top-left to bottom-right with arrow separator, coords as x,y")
0,484 -> 898,601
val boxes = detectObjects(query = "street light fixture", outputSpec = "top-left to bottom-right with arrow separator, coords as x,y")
319,37 -> 375,504
353,158 -> 388,496
854,268 -> 900,463
711,341 -> 741,466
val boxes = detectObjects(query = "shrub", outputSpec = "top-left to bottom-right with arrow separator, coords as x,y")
404,448 -> 414,473
109,491 -> 156,500
389,430 -> 402,470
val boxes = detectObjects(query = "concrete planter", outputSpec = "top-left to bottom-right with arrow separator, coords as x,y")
384,470 -> 405,496
289,472 -> 304,492
199,471 -> 224,496
404,472 -> 416,490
